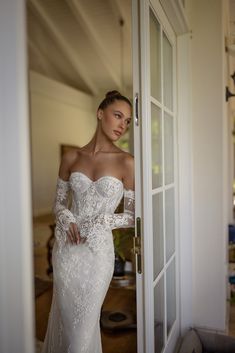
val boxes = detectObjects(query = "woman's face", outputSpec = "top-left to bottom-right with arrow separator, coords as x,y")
98,100 -> 132,141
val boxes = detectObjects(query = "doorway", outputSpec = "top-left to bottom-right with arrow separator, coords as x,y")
27,1 -> 137,352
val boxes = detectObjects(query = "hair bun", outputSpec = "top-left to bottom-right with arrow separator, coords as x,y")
105,90 -> 121,98
98,90 -> 132,110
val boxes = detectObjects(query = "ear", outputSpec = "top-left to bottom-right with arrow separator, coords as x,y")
97,108 -> 103,120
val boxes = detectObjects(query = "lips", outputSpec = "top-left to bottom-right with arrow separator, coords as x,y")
114,130 -> 122,137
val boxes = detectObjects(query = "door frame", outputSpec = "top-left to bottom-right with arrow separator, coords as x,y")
0,1 -> 35,353
0,1 -> 193,352
132,0 -> 145,352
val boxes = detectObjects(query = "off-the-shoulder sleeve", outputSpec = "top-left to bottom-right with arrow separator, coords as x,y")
52,177 -> 77,237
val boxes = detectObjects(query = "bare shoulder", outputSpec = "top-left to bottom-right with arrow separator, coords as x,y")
120,151 -> 134,190
58,148 -> 80,180
122,151 -> 134,171
112,146 -> 134,169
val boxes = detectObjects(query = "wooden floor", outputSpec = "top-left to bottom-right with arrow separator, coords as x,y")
34,214 -> 137,353
229,302 -> 235,336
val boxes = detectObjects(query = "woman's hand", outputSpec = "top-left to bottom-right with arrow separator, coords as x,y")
66,222 -> 81,245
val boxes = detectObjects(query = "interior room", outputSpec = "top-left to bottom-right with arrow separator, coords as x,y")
27,1 -> 136,352
28,0 -> 235,349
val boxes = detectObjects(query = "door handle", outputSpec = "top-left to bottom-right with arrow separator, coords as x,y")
134,93 -> 139,126
133,217 -> 142,274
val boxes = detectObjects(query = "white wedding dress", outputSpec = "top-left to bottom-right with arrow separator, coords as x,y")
41,171 -> 135,353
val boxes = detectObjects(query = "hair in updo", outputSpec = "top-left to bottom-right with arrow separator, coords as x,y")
98,90 -> 132,111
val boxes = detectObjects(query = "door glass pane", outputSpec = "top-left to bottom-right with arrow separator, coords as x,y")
154,277 -> 164,353
151,103 -> 162,188
164,113 -> 174,184
148,5 -> 177,351
163,32 -> 173,110
166,259 -> 176,335
165,188 -> 175,261
152,193 -> 164,278
150,9 -> 161,102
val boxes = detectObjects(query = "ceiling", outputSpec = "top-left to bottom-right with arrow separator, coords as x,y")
27,0 -> 132,97
27,0 -> 235,98
230,0 -> 235,36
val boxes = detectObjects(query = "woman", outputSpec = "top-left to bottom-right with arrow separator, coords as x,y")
41,90 -> 135,353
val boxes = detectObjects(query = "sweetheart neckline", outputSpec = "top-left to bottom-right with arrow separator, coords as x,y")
69,171 -> 123,186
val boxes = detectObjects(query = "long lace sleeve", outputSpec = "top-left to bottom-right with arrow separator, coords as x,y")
106,189 -> 135,229
79,189 -> 135,238
79,188 -> 135,252
53,177 -> 77,245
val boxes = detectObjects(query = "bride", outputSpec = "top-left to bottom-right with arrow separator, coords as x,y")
41,90 -> 135,353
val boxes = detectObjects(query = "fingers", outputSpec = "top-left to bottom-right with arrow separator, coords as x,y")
66,223 -> 81,245
73,223 -> 80,245
66,227 -> 75,244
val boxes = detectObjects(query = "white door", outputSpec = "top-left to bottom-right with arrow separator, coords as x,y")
132,1 -> 180,352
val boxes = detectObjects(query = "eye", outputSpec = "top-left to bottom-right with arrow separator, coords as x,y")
114,113 -> 121,118
126,119 -> 131,125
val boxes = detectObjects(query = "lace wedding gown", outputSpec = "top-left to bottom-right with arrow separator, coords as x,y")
41,171 -> 135,353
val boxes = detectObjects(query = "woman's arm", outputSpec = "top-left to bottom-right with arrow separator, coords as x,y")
53,150 -> 81,245
107,153 -> 135,229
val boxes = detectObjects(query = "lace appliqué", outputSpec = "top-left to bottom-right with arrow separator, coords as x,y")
79,213 -> 111,252
78,189 -> 135,252
42,174 -> 135,353
108,188 -> 135,229
53,177 -> 77,247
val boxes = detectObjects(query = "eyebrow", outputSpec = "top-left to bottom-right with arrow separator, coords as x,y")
114,110 -> 132,119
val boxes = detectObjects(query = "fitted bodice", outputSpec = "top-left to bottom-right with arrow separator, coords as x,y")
69,172 -> 124,220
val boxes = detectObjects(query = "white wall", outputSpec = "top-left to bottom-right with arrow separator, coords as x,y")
0,1 -> 35,352
191,0 -> 228,331
177,32 -> 193,334
29,71 -> 97,216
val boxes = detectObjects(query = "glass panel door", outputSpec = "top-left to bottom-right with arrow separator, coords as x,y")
150,5 -> 178,352
132,0 -> 179,352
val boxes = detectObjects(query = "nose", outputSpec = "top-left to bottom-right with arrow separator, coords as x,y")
119,118 -> 126,130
